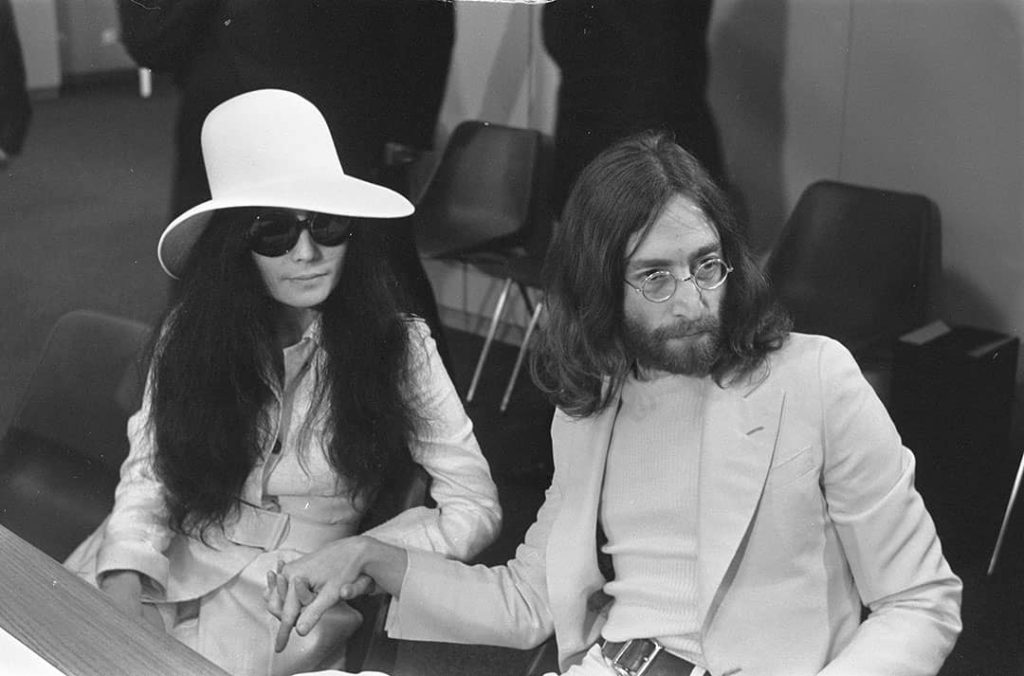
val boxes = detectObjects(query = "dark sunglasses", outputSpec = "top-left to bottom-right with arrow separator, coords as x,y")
246,210 -> 355,257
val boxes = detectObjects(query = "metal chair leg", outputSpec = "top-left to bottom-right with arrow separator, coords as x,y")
516,281 -> 534,315
500,297 -> 543,412
988,448 -> 1024,575
467,278 -> 513,402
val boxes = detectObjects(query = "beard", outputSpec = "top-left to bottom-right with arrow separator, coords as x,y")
623,314 -> 723,376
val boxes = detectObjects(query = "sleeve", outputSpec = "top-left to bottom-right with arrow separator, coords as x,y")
362,320 -> 501,562
94,372 -> 174,597
116,0 -> 220,72
386,452 -> 561,650
815,338 -> 962,676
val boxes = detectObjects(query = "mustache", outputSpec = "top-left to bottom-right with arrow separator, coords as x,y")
649,316 -> 721,340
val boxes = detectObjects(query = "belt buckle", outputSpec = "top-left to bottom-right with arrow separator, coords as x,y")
607,638 -> 663,676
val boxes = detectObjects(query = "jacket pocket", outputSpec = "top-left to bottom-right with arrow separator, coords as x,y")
767,445 -> 818,487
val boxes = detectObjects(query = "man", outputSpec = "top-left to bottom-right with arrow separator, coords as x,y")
270,133 -> 962,676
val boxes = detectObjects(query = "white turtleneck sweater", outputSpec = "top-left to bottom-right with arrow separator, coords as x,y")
600,371 -> 707,666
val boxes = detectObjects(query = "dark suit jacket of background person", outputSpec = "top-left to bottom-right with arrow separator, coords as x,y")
543,0 -> 724,214
0,0 -> 31,157
116,0 -> 454,360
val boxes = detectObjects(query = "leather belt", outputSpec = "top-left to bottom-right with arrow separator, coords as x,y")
601,639 -> 707,676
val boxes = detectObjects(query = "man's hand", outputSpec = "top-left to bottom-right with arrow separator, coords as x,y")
264,536 -> 408,652
98,570 -> 164,631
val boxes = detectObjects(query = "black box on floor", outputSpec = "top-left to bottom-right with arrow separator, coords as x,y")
890,322 -> 1019,564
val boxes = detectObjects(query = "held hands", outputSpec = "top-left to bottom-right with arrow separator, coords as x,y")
265,535 -> 380,652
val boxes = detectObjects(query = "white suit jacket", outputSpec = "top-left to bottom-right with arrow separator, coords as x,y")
390,334 -> 962,676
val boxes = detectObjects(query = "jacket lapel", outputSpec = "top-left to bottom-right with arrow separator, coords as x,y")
547,403 -> 621,658
697,378 -> 785,625
547,375 -> 785,663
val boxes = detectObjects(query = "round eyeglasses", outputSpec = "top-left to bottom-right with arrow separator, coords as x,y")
246,210 -> 355,257
625,258 -> 733,303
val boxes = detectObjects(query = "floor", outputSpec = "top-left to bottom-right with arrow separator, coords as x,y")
2,82 -> 1023,676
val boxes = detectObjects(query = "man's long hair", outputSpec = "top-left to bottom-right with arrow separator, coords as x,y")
532,131 -> 791,418
147,209 -> 418,537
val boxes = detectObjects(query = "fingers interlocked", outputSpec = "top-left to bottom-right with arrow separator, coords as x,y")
263,540 -> 379,652
266,565 -> 351,652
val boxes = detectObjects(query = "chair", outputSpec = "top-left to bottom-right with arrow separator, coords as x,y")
764,180 -> 942,400
988,449 -> 1024,575
0,310 -> 150,561
412,120 -> 544,410
414,120 -> 542,260
347,464 -> 431,672
464,214 -> 553,412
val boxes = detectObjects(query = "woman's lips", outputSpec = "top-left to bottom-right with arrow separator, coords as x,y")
287,272 -> 327,282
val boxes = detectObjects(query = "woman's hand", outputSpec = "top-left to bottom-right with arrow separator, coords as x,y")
265,535 -> 408,652
98,570 -> 164,631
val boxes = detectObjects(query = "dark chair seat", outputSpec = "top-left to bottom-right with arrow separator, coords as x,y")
347,464 -> 430,672
0,428 -> 121,561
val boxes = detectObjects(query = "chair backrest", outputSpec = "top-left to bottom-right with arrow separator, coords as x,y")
414,120 -> 542,258
0,310 -> 151,559
764,180 -> 941,354
10,309 -> 151,471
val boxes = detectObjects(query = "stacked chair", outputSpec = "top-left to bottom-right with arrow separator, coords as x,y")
414,120 -> 549,411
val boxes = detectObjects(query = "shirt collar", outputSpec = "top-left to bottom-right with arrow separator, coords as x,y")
281,315 -> 321,386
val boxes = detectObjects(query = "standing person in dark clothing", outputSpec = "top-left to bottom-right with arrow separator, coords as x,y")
543,0 -> 724,216
116,0 -> 455,362
0,0 -> 31,166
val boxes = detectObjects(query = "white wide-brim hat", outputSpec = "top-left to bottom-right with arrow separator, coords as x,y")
157,89 -> 414,278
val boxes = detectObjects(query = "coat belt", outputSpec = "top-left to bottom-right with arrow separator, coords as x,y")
227,502 -> 352,552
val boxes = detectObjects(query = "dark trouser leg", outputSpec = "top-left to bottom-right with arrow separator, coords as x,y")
0,0 -> 32,157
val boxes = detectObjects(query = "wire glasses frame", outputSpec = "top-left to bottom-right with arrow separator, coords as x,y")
625,258 -> 733,303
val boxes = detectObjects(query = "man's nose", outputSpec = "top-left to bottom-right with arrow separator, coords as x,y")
668,276 -> 707,315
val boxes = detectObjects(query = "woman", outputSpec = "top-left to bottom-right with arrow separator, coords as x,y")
64,89 -> 501,676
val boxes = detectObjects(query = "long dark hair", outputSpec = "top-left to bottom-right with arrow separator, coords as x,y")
532,131 -> 791,418
147,208 -> 418,536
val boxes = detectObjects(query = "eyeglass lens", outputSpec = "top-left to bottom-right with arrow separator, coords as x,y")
247,211 -> 354,257
642,259 -> 729,301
